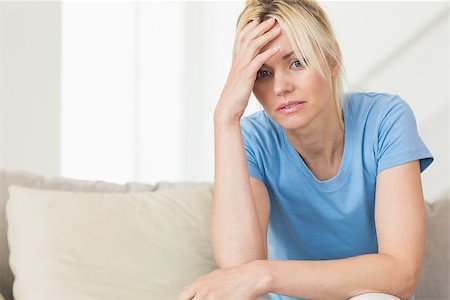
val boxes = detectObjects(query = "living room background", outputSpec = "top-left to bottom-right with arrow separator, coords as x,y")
0,1 -> 448,202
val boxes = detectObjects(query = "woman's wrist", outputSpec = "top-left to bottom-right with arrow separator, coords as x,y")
247,259 -> 273,295
213,109 -> 242,127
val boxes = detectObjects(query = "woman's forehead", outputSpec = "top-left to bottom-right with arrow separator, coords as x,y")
261,30 -> 296,67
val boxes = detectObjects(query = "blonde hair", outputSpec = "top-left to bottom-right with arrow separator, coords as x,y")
237,0 -> 347,128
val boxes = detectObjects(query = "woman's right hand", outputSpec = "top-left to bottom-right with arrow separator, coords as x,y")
214,17 -> 282,123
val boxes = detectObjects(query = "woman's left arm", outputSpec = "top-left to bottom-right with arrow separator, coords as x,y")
259,159 -> 425,300
176,160 -> 425,300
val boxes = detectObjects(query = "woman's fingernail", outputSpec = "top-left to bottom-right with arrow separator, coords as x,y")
266,17 -> 275,23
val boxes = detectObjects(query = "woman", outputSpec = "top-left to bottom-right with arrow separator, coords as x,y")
176,1 -> 433,299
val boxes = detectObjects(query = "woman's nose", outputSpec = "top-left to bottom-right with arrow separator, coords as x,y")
273,74 -> 294,96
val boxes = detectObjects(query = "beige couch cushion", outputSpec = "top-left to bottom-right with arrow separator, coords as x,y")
415,196 -> 449,299
6,185 -> 217,300
0,169 -> 157,300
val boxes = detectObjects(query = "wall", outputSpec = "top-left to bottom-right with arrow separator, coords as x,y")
0,1 -> 448,202
0,1 -> 61,177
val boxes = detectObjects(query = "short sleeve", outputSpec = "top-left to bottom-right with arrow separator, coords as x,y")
240,118 -> 265,183
376,96 -> 434,175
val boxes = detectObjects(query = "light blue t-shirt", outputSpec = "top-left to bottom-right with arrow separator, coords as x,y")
240,92 -> 433,300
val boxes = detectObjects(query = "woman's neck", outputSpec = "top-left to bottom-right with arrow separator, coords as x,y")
284,106 -> 344,167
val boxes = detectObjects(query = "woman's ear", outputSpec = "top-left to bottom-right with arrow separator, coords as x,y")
330,59 -> 340,77
328,41 -> 342,77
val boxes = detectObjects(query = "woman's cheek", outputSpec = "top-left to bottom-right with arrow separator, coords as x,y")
309,73 -> 332,93
253,86 -> 268,105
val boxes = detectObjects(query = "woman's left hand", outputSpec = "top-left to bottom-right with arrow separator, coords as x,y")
175,260 -> 269,300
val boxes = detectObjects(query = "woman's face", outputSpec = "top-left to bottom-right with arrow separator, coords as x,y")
252,25 -> 338,131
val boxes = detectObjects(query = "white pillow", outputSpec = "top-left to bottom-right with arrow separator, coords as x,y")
6,185 -> 217,300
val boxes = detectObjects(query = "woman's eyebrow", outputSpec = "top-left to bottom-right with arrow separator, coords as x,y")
282,51 -> 295,60
262,51 -> 295,68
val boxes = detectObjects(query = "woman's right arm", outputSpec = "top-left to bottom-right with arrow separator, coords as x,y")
211,18 -> 281,268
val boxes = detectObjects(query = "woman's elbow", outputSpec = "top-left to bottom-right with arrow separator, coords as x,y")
398,270 -> 420,300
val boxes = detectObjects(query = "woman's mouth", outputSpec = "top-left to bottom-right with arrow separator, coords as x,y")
277,101 -> 307,114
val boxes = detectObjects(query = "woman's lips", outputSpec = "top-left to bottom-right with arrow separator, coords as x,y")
277,102 -> 307,114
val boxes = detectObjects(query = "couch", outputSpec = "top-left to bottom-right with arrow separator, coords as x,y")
0,168 -> 448,300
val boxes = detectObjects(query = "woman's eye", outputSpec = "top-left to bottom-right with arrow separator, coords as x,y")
256,70 -> 271,79
290,59 -> 304,69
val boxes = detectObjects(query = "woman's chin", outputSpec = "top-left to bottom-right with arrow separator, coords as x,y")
274,116 -> 307,131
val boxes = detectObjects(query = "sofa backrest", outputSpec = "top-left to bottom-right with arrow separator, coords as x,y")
415,194 -> 449,299
0,168 -> 210,300
0,169 -> 448,300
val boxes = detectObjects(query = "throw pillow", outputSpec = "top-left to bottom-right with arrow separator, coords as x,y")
0,168 -> 157,300
6,185 -> 217,300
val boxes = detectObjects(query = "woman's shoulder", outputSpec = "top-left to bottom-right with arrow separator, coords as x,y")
345,91 -> 407,117
240,109 -> 284,146
240,109 -> 278,132
346,91 -> 403,105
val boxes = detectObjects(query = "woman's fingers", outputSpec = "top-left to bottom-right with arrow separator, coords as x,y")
248,45 -> 281,77
244,17 -> 276,45
241,24 -> 281,66
175,285 -> 196,300
236,18 -> 260,46
238,17 -> 276,55
253,24 -> 281,49
234,17 -> 277,62
233,19 -> 259,58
